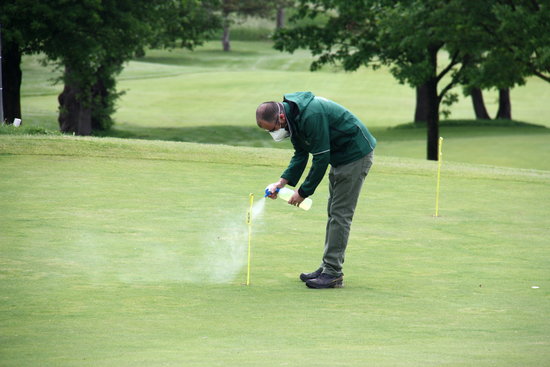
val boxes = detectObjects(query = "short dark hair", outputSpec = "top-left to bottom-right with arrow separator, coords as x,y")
256,102 -> 279,127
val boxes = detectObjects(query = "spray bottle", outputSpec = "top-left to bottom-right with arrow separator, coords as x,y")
264,187 -> 312,211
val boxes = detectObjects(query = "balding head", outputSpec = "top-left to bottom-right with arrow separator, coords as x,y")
256,102 -> 280,127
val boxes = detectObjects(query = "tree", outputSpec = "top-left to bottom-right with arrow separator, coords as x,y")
0,0 -> 45,124
469,87 -> 491,120
38,0 -> 164,134
275,1 -> 295,29
274,0 -> 549,160
83,0 -> 219,132
219,0 -> 271,51
274,0 -> 470,160
459,0 -> 549,121
1,31 -> 22,125
1,0 -> 219,134
488,0 -> 550,83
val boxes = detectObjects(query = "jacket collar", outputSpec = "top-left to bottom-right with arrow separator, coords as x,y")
282,101 -> 295,137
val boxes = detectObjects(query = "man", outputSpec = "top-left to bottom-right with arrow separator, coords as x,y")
256,91 -> 376,289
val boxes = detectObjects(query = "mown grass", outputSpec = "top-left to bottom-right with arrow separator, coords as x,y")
17,41 -> 550,171
1,135 -> 549,366
4,30 -> 549,367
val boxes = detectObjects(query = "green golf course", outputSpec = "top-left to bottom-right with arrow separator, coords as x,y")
1,40 -> 549,366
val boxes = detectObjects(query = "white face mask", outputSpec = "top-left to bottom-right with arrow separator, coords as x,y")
268,102 -> 290,142
269,128 -> 290,142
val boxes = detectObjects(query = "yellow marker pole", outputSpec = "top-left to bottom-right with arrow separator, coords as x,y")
435,137 -> 444,217
246,193 -> 254,286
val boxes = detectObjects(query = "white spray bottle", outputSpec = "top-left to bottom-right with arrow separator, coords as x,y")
264,187 -> 312,211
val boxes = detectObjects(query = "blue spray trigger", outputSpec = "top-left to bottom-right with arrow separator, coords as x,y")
264,187 -> 280,197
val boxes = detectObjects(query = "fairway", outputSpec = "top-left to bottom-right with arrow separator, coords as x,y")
18,41 -> 550,171
1,136 -> 549,366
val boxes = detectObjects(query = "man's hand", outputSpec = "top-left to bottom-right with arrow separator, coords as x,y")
266,178 -> 288,199
288,191 -> 305,206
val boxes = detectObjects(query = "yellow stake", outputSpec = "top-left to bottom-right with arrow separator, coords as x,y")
246,193 -> 254,285
435,137 -> 444,217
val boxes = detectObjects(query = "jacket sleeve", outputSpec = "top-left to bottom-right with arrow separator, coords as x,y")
281,146 -> 308,187
297,113 -> 330,197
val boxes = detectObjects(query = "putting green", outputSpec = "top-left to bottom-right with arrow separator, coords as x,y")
1,136 -> 548,366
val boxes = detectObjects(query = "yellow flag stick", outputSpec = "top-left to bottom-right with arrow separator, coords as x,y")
246,193 -> 254,285
435,137 -> 444,217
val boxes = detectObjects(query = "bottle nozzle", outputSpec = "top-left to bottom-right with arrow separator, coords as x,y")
264,187 -> 280,197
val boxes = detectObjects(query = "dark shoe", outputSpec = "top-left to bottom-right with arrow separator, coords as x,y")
306,273 -> 344,289
299,267 -> 323,282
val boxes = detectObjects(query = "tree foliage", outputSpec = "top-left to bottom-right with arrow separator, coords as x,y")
273,0 -> 550,160
488,0 -> 550,84
40,0 -> 154,132
1,0 -> 219,134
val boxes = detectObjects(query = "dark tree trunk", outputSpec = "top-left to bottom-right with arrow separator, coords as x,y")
470,87 -> 491,120
426,77 -> 440,161
222,22 -> 231,52
276,7 -> 285,29
91,69 -> 108,131
2,40 -> 22,124
58,67 -> 92,135
414,83 -> 429,123
495,88 -> 512,120
426,45 -> 440,161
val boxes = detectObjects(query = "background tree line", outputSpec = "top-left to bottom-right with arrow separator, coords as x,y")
273,0 -> 549,160
1,0 -> 548,160
0,0 -> 287,135
1,0 -> 221,135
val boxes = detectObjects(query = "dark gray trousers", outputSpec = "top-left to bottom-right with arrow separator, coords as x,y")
322,151 -> 374,276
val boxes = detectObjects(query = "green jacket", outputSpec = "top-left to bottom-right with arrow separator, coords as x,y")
281,91 -> 376,198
